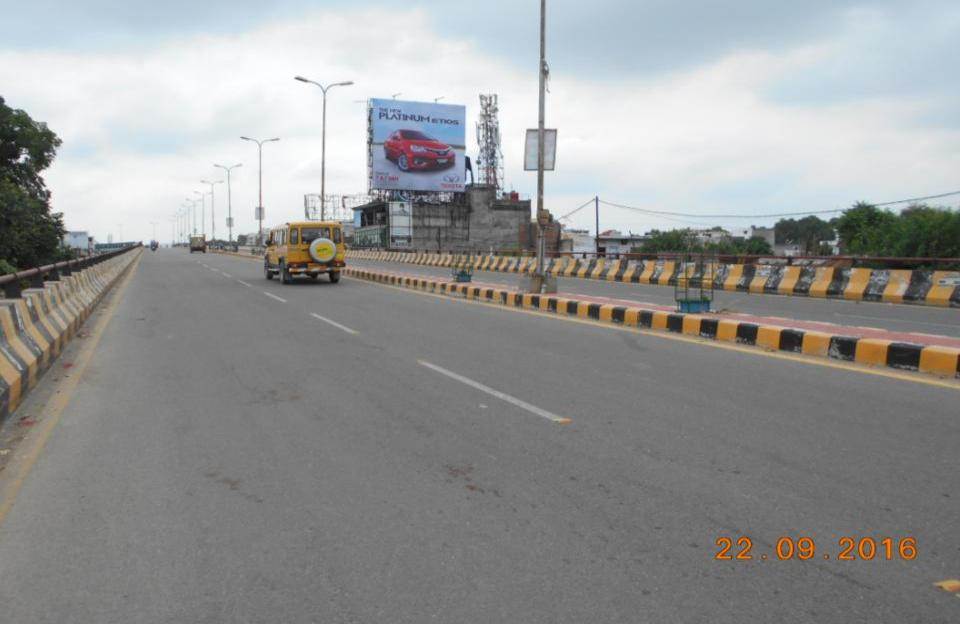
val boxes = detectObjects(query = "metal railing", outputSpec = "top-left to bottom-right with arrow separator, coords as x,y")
0,243 -> 142,299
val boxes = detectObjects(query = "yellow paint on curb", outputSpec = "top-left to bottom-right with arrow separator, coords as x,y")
0,253 -> 141,527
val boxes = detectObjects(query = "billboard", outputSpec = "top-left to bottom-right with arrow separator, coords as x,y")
369,98 -> 466,193
388,201 -> 412,248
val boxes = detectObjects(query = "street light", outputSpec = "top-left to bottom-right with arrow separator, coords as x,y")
200,180 -> 223,241
434,96 -> 445,103
295,76 -> 353,221
214,163 -> 242,243
240,136 -> 279,244
193,190 -> 205,237
185,197 -> 199,236
391,92 -> 402,99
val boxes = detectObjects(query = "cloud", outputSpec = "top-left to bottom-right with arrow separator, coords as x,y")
1,4 -> 958,242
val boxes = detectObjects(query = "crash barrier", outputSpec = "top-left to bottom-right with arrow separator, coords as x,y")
0,245 -> 142,422
345,251 -> 960,308
343,266 -> 960,380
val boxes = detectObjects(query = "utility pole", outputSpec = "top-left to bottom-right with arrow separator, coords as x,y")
526,0 -> 556,293
595,195 -> 600,255
241,136 -> 279,245
214,163 -> 242,243
295,76 -> 354,221
201,180 -> 223,242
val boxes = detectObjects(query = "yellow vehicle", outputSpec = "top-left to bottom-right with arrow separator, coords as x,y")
264,221 -> 346,284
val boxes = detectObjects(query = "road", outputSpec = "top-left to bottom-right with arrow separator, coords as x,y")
0,249 -> 957,623
350,258 -> 960,339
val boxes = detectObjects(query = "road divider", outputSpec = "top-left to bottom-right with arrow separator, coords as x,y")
347,250 -> 960,308
0,247 -> 142,422
345,266 -> 960,382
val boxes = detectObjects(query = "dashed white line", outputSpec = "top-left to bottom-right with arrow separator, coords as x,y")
237,280 -> 253,287
309,312 -> 358,335
221,272 -> 232,278
263,292 -> 287,303
417,360 -> 571,424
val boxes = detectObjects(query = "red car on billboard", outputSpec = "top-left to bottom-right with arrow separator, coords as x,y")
383,129 -> 456,172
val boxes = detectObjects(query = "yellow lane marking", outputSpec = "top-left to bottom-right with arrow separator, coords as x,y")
0,255 -> 141,527
344,276 -> 960,392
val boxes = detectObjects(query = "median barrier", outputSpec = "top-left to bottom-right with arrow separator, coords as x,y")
0,246 -> 142,422
345,250 -> 960,308
341,265 -> 960,380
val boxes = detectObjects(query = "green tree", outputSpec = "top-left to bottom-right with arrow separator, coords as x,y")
775,215 -> 834,253
832,202 -> 898,255
0,95 -> 65,272
639,229 -> 698,253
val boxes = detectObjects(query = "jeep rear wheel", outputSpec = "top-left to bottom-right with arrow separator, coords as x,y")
280,262 -> 293,284
329,271 -> 341,284
264,262 -> 273,280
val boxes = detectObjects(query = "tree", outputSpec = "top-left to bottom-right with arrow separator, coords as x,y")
832,202 -> 897,255
775,215 -> 834,253
0,95 -> 65,272
639,229 -> 697,253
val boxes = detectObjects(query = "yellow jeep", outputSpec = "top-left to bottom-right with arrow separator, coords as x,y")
264,221 -> 346,284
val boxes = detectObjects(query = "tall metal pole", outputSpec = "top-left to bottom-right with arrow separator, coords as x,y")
215,164 -> 242,243
241,137 -> 279,245
595,195 -> 600,255
321,88 -> 328,221
295,77 -> 353,222
536,0 -> 547,277
201,180 -> 223,241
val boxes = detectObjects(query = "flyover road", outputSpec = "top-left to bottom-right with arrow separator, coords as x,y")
350,258 -> 960,339
0,249 -> 957,623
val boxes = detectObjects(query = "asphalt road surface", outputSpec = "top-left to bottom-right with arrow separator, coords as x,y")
350,258 -> 960,339
0,249 -> 957,623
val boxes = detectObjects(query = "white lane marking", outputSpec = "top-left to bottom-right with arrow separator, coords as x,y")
417,360 -> 570,424
263,292 -> 287,303
833,312 -> 960,330
309,312 -> 358,335
237,280 -> 253,287
221,272 -> 233,278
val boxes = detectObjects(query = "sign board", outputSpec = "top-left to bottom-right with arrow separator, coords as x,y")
369,98 -> 466,192
388,201 -> 412,248
226,217 -> 234,228
254,206 -> 264,220
524,129 -> 557,171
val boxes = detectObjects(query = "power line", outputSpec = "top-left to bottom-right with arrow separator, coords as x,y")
597,189 -> 960,220
558,198 -> 596,221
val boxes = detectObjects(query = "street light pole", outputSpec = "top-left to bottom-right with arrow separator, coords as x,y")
241,136 -> 279,244
201,180 -> 223,242
536,0 -> 547,278
214,164 -> 242,243
193,191 -> 205,237
295,76 -> 353,221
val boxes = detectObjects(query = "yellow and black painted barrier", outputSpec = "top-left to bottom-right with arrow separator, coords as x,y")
346,250 -> 960,308
0,247 -> 141,422
343,266 -> 960,380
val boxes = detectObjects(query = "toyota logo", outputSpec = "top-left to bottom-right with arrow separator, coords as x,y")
442,174 -> 461,183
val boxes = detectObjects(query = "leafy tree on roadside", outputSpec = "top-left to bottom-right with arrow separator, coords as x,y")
0,95 -> 65,272
775,215 -> 834,253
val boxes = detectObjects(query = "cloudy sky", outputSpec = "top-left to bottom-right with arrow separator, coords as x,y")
2,0 -> 959,242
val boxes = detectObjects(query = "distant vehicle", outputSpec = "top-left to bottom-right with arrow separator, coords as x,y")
383,129 -> 455,172
189,235 -> 206,253
150,240 -> 159,252
264,221 -> 345,284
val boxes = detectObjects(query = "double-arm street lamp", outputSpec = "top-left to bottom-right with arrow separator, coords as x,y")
200,179 -> 223,241
240,136 -> 279,244
294,75 -> 353,220
214,163 -> 242,243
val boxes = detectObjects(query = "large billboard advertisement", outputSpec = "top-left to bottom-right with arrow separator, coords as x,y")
369,98 -> 466,193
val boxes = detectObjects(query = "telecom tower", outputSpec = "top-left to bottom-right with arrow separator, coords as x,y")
476,94 -> 504,189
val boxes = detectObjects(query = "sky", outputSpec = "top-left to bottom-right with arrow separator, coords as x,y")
2,0 -> 959,243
